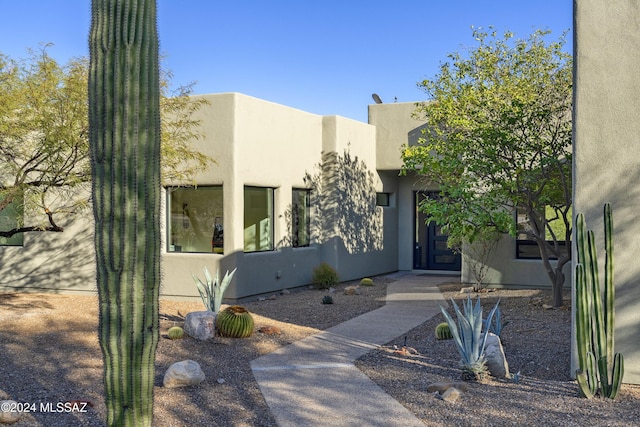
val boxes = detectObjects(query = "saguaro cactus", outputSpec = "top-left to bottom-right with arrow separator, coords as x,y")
575,203 -> 624,399
88,1 -> 161,425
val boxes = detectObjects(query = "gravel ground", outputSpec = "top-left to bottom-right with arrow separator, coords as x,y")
1,276 -> 639,426
0,277 -> 388,426
356,282 -> 640,427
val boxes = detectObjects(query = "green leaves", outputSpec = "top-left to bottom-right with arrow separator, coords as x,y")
0,46 -> 213,237
402,28 -> 572,305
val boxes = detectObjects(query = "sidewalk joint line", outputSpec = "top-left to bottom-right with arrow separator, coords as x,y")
252,362 -> 354,371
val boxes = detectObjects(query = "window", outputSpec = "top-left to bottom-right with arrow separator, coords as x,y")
167,186 -> 223,253
0,194 -> 24,246
376,192 -> 390,207
292,189 -> 310,247
244,187 -> 274,252
516,205 -> 571,259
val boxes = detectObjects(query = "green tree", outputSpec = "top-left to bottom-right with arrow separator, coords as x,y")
89,0 -> 160,424
402,28 -> 572,307
0,47 -> 210,240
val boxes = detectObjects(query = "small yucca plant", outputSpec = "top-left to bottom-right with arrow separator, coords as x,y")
312,263 -> 338,289
322,295 -> 334,305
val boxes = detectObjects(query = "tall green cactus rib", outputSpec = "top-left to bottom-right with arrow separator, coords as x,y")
88,1 -> 161,425
575,203 -> 624,399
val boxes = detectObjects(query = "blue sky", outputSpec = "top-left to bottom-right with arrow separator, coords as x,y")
1,1 -> 572,122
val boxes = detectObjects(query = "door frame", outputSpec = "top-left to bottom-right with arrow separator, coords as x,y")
413,191 -> 461,271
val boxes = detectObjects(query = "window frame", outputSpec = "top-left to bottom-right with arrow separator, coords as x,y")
0,193 -> 24,247
376,192 -> 391,207
291,188 -> 311,248
166,185 -> 224,254
515,205 -> 571,260
243,186 -> 275,253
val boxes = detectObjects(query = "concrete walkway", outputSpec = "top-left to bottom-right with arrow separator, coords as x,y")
250,272 -> 452,427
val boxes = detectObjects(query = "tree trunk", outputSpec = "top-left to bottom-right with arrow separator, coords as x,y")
552,268 -> 566,307
88,1 -> 161,425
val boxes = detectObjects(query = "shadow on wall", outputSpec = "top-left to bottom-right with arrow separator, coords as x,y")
0,224 -> 95,293
279,149 -> 383,254
576,165 -> 640,368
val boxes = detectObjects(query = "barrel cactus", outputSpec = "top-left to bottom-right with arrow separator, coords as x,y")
216,306 -> 255,338
360,278 -> 374,286
435,322 -> 453,340
167,327 -> 184,340
322,295 -> 334,305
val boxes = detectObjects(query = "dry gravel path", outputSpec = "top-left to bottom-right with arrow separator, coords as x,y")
1,275 -> 639,426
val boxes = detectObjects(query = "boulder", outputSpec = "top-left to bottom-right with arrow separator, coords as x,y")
258,326 -> 282,335
439,387 -> 463,403
485,332 -> 510,378
343,285 -> 362,295
426,381 -> 469,393
184,311 -> 216,340
163,360 -> 206,388
0,400 -> 22,424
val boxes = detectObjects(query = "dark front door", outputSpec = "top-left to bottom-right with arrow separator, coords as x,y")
414,192 -> 461,271
426,221 -> 461,270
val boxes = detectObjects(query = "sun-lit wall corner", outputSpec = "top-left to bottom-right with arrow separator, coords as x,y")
572,0 -> 640,384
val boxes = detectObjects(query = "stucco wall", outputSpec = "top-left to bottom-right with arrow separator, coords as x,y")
369,101 -> 562,286
573,0 -> 640,383
0,92 -> 398,300
369,101 -> 425,170
161,93 -> 396,300
0,188 -> 96,294
461,234 -> 571,290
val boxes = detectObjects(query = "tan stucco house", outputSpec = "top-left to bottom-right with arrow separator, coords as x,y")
0,91 -> 564,301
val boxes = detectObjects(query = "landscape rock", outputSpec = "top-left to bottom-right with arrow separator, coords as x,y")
0,400 -> 21,424
163,360 -> 206,388
485,332 -> 510,378
258,325 -> 282,335
426,382 -> 469,393
459,286 -> 474,293
344,285 -> 362,295
184,311 -> 216,340
439,387 -> 463,403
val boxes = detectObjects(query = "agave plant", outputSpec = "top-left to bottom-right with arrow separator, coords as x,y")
439,295 -> 500,380
192,268 -> 237,313
485,304 -> 509,338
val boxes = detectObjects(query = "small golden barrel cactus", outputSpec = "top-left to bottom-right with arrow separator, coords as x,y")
360,278 -> 374,286
167,326 -> 184,340
435,322 -> 453,340
216,305 -> 255,338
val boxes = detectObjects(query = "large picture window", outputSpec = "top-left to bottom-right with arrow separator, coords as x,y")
0,194 -> 24,246
292,189 -> 310,247
167,186 -> 223,253
516,205 -> 571,259
244,186 -> 274,252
